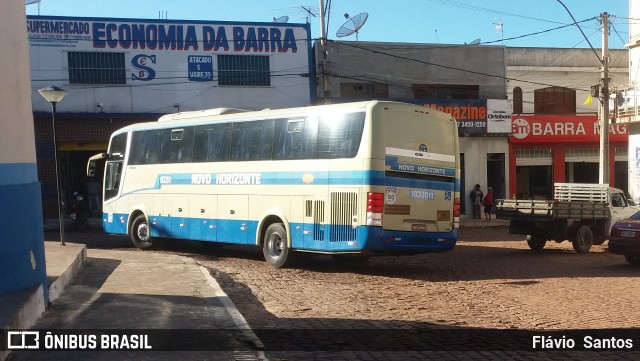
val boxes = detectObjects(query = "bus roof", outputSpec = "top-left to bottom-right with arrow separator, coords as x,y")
112,100 -> 454,135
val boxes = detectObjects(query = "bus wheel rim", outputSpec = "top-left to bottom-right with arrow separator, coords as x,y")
137,223 -> 149,242
267,233 -> 283,258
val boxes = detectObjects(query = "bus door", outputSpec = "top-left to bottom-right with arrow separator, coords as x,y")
383,112 -> 456,234
97,133 -> 128,233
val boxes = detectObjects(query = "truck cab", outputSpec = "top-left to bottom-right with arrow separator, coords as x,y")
608,189 -> 638,235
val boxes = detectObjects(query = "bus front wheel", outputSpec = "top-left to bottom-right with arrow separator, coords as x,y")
263,223 -> 294,268
130,214 -> 154,250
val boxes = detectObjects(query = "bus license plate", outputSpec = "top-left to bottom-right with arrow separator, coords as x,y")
621,230 -> 636,238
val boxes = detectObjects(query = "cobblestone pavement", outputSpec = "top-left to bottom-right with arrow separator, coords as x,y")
52,226 -> 640,360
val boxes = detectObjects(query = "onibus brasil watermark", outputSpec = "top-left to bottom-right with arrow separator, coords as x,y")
7,331 -> 152,350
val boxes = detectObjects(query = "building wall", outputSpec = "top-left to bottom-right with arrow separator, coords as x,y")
614,3 -> 640,122
28,16 -> 314,113
317,41 -> 507,100
507,47 -> 628,114
459,137 -> 509,215
628,0 -> 640,114
0,0 -> 48,300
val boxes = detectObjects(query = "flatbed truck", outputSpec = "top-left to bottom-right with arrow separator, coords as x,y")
495,183 -> 637,253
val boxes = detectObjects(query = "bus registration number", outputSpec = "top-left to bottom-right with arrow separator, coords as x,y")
409,190 -> 434,200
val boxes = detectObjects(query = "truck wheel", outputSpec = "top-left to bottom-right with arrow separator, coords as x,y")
130,214 -> 154,250
625,255 -> 640,265
263,223 -> 295,268
527,236 -> 546,251
573,225 -> 593,253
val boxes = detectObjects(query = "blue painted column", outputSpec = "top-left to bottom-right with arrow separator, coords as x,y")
0,0 -> 48,302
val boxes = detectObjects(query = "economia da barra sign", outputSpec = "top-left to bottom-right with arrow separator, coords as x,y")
510,115 -> 628,143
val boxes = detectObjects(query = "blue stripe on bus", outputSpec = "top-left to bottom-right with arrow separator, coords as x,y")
124,170 -> 457,196
102,213 -> 457,252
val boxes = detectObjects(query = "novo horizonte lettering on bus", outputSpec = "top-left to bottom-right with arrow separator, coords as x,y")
27,20 -> 299,53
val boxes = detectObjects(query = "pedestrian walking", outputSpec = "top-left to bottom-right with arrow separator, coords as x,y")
483,187 -> 494,221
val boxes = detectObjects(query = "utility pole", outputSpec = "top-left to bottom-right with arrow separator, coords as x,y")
319,0 -> 330,103
599,12 -> 610,185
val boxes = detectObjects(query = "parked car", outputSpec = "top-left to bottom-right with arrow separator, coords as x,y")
609,211 -> 640,265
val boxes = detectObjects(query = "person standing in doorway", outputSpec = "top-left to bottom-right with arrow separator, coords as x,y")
483,187 -> 494,221
470,184 -> 484,219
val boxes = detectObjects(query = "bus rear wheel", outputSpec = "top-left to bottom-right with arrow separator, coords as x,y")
130,214 -> 154,250
263,223 -> 294,268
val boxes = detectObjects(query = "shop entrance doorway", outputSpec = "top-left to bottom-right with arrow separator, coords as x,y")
487,153 -> 505,201
516,165 -> 552,199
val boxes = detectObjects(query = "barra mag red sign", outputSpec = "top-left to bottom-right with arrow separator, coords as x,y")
510,115 -> 628,143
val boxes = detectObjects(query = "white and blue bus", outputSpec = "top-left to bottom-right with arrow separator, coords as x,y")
88,101 -> 461,267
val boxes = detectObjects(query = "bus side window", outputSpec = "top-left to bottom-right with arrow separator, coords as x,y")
273,118 -> 317,160
129,130 -> 161,165
317,112 -> 365,159
194,123 -> 231,162
159,127 -> 194,163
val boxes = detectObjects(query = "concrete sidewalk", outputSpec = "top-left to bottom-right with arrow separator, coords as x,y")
1,244 -> 266,361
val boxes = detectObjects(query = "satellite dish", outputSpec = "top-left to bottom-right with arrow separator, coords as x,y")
336,12 -> 368,40
273,16 -> 289,23
467,38 -> 481,45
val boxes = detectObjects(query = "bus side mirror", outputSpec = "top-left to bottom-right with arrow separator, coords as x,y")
87,152 -> 107,177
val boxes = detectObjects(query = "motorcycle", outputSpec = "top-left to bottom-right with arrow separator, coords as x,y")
69,192 -> 90,229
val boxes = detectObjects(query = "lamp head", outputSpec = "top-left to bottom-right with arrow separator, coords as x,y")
38,85 -> 67,104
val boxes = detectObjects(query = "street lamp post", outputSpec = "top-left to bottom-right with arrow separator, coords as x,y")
38,85 -> 67,246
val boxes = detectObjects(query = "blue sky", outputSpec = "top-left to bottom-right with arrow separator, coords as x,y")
26,0 -> 631,49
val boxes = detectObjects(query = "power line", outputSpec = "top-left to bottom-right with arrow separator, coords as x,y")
424,0 -> 567,25
479,17 -> 597,45
555,0 -> 601,64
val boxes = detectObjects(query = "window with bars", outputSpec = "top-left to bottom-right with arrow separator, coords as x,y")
68,52 -> 126,85
217,55 -> 271,86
